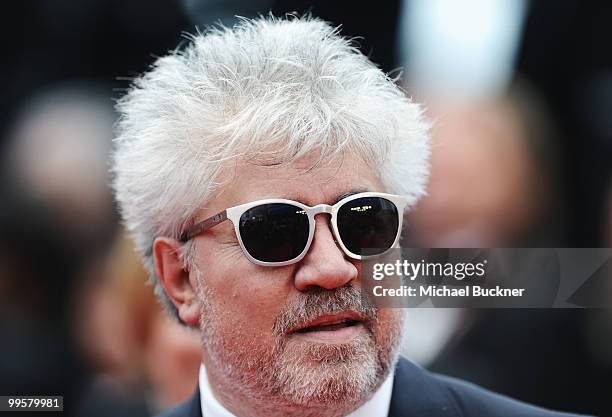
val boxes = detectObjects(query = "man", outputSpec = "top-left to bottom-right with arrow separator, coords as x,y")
112,15 -> 588,417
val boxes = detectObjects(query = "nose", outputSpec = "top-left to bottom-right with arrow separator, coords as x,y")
293,214 -> 358,291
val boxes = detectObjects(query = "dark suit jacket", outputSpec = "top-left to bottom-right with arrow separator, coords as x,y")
157,357 -> 591,417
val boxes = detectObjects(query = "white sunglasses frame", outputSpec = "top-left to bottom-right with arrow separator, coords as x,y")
179,192 -> 408,267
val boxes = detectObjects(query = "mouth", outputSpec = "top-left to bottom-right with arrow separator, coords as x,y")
288,312 -> 367,343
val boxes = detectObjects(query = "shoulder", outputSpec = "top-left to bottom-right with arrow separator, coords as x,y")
433,373 -> 588,417
155,400 -> 192,417
154,389 -> 200,417
390,357 -> 591,417
155,404 -> 188,417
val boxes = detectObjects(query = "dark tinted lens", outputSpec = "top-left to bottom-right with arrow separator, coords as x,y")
337,197 -> 399,255
239,203 -> 310,263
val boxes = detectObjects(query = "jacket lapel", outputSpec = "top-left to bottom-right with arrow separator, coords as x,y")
387,357 -> 456,417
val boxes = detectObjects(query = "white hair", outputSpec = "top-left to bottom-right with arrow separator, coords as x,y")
111,15 -> 430,320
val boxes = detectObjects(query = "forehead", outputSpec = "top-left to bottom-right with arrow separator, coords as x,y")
211,152 -> 385,210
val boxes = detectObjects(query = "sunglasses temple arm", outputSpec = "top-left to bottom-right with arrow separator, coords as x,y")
179,210 -> 228,242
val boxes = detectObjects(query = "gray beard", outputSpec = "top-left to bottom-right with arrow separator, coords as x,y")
194,269 -> 404,417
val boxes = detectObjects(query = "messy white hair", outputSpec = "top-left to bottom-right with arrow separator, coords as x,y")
112,15 -> 430,321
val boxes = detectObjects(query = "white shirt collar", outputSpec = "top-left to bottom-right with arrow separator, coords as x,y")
199,363 -> 394,417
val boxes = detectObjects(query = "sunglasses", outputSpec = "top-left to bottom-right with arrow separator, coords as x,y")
179,192 -> 408,266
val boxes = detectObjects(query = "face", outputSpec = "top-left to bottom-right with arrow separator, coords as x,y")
166,152 -> 405,413
407,101 -> 537,247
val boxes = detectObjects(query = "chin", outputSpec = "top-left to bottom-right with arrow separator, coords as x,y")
271,336 -> 382,407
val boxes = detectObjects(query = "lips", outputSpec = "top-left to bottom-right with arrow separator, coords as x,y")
288,311 -> 366,334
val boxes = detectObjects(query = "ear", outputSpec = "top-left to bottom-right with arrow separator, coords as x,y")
153,237 -> 200,326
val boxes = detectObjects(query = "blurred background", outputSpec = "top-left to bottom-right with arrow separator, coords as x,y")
1,1 -> 611,416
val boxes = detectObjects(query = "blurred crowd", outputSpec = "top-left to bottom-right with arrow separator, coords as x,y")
1,1 -> 611,416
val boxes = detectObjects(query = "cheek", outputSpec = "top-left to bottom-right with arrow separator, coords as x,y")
373,308 -> 405,343
200,256 -> 295,342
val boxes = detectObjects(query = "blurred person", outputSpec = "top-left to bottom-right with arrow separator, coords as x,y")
112,15 -> 588,417
405,82 -> 559,248
145,315 -> 203,409
400,84 -> 611,415
3,86 -> 117,249
400,81 -> 560,369
0,181 -> 84,399
0,85 -> 118,415
74,232 -> 201,416
1,86 -> 119,327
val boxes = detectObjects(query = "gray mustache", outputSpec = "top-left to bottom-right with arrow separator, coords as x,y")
273,284 -> 377,335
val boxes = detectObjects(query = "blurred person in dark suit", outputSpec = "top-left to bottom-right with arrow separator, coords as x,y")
111,16 -> 589,417
402,83 -> 612,415
0,181 -> 84,401
0,86 -> 139,417
0,85 -> 115,415
4,87 -> 199,417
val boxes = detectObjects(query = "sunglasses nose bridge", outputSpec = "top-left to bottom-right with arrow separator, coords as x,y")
308,204 -> 339,245
309,204 -> 333,216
